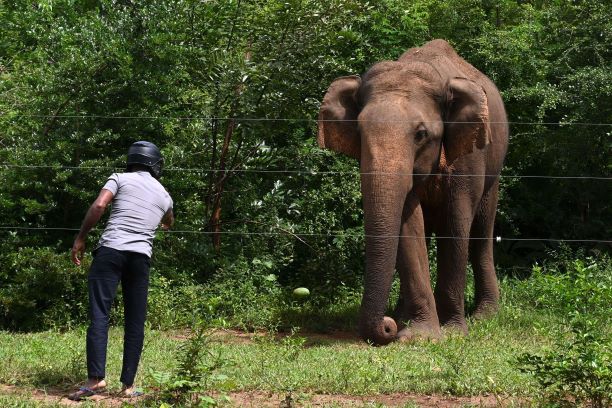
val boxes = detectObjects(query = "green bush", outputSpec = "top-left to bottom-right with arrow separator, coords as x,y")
518,317 -> 611,407
0,246 -> 205,331
0,247 -> 287,332
146,274 -> 203,330
0,248 -> 88,331
512,253 -> 611,321
515,253 -> 612,407
146,255 -> 288,331
148,321 -> 233,407
202,256 -> 286,331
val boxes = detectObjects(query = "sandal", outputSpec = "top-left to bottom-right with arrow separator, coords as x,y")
125,390 -> 144,398
121,388 -> 144,398
67,386 -> 100,401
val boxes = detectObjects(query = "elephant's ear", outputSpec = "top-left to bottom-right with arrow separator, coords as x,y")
317,75 -> 361,160
443,77 -> 492,163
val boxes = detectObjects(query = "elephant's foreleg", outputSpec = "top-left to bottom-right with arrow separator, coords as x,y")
394,196 -> 441,341
469,180 -> 501,317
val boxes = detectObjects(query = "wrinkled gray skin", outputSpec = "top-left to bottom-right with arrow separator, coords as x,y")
318,39 -> 509,345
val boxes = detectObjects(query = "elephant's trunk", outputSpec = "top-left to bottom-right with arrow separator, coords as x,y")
359,168 -> 411,345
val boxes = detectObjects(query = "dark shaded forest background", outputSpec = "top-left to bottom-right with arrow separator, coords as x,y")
0,0 -> 609,331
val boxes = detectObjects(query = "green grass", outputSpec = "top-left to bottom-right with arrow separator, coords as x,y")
224,307 -> 545,396
1,255 -> 609,407
0,291 -> 549,407
0,394 -> 63,408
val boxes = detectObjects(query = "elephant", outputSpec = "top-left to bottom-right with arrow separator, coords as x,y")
317,39 -> 508,345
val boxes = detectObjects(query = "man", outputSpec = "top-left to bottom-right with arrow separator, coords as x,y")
69,141 -> 174,400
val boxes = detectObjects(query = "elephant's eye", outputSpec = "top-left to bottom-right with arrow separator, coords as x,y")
415,129 -> 428,142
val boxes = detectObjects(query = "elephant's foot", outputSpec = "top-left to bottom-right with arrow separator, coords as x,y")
436,300 -> 468,334
472,300 -> 499,319
440,318 -> 468,335
397,321 -> 441,343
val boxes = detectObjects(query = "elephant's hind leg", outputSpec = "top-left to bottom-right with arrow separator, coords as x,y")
469,180 -> 501,318
434,234 -> 470,333
433,187 -> 477,333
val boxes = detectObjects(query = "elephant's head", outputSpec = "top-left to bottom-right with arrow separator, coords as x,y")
318,60 -> 491,345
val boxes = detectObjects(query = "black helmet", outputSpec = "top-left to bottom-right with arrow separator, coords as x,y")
126,141 -> 164,179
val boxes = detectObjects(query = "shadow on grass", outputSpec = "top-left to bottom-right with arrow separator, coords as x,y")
24,353 -> 84,389
277,301 -> 359,332
271,301 -> 364,347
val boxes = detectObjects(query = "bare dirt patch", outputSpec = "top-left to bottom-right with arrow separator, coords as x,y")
169,328 -> 364,347
226,390 -> 512,407
1,384 -> 128,406
172,327 -> 452,348
2,384 -> 523,407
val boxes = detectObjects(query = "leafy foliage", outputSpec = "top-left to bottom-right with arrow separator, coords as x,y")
513,253 -> 612,321
0,248 -> 88,331
516,255 -> 612,407
0,253 -> 609,403
519,319 -> 611,408
0,0 -> 609,331
149,322 -> 233,407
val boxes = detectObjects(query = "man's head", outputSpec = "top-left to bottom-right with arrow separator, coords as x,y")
126,141 -> 164,179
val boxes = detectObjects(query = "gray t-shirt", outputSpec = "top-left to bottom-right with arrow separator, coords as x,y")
97,171 -> 173,257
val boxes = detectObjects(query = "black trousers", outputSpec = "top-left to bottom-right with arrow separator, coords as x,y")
86,246 -> 150,386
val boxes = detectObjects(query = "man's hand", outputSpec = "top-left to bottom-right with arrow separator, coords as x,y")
160,208 -> 174,231
72,237 -> 86,266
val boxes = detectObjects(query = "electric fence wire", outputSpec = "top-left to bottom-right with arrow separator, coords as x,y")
3,114 -> 612,126
0,226 -> 609,244
1,116 -> 609,242
1,164 -> 610,180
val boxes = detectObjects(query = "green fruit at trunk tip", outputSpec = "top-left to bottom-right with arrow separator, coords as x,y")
293,287 -> 310,298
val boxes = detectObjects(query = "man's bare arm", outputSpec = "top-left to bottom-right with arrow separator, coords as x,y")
71,189 -> 114,265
